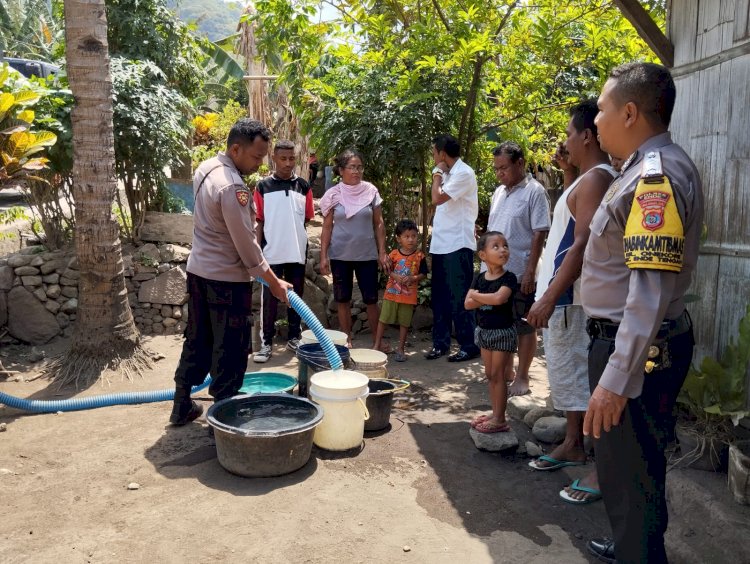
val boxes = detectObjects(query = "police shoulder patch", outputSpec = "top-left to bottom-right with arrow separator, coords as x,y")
236,187 -> 250,207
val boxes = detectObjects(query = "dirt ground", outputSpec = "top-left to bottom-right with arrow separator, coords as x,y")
0,330 -> 612,564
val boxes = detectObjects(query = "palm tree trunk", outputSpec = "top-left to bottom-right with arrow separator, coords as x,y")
47,0 -> 150,387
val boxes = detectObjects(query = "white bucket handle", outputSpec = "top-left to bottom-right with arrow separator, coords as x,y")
357,397 -> 370,421
310,389 -> 369,403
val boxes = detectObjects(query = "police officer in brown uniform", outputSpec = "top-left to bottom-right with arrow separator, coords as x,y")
581,63 -> 704,563
170,118 -> 292,424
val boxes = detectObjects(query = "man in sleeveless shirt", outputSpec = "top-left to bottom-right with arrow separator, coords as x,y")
526,101 -> 616,507
582,63 -> 704,563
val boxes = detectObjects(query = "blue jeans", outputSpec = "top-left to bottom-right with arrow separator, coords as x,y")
430,248 -> 479,355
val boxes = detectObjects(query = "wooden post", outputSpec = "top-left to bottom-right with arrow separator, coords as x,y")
613,0 -> 674,67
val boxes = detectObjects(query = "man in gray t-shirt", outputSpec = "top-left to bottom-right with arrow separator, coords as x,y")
487,142 -> 550,396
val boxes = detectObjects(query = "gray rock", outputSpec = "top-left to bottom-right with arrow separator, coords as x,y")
158,243 -> 190,263
21,276 -> 42,287
14,266 -> 40,276
523,406 -> 557,428
410,306 -> 433,330
142,302 -> 151,309
176,321 -> 186,333
157,263 -> 171,273
151,323 -> 164,334
59,276 -> 75,286
303,277 -> 329,326
507,394 -> 547,421
29,256 -> 44,267
138,243 -> 161,263
40,258 -> 68,275
55,312 -> 70,328
163,317 -> 178,327
0,265 -> 13,290
7,254 -> 32,268
358,311 -> 368,320
7,286 -> 60,344
45,300 -> 61,314
19,245 -> 44,255
61,286 -> 78,298
61,268 -> 80,280
46,284 -> 61,299
42,273 -> 59,284
469,426 -> 519,452
532,416 -> 568,443
32,288 -> 47,302
152,315 -> 163,323
314,276 -> 330,293
181,304 -> 188,319
28,347 -> 45,362
67,256 -> 78,269
306,258 -> 315,279
138,268 -> 187,305
525,441 -> 543,458
61,298 -> 78,314
160,305 -> 172,318
172,306 -> 182,319
0,291 -> 6,326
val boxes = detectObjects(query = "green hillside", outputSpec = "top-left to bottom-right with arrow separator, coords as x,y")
168,0 -> 244,42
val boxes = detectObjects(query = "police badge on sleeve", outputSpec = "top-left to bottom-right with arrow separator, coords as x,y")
236,187 -> 250,206
623,151 -> 685,272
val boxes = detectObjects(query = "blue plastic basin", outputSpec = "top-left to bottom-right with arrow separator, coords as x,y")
239,372 -> 298,395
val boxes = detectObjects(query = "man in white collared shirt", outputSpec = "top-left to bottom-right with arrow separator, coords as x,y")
426,134 -> 480,362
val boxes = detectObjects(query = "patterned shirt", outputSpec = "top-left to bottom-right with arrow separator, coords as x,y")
384,249 -> 428,305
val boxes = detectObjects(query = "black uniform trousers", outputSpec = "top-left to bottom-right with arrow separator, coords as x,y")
173,272 -> 253,406
430,248 -> 479,355
260,262 -> 305,346
589,325 -> 694,564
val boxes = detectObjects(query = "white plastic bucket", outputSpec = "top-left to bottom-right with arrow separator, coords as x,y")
300,329 -> 348,347
310,369 -> 370,451
349,348 -> 389,380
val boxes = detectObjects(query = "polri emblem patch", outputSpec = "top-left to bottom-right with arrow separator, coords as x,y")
236,188 -> 250,207
636,191 -> 669,231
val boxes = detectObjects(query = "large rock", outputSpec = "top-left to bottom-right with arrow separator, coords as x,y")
532,416 -> 568,443
303,278 -> 330,327
138,243 -> 161,263
410,306 -> 433,330
21,275 -> 42,287
7,254 -> 32,268
7,286 -> 60,344
507,394 -> 547,421
14,266 -> 39,276
40,258 -> 68,275
523,406 -> 557,428
158,243 -> 191,263
0,265 -> 13,290
469,426 -> 519,452
138,267 -> 188,305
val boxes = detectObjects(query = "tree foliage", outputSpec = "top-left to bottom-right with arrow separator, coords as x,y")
253,0 -> 662,233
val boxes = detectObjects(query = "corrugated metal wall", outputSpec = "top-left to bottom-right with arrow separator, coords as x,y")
668,0 -> 750,403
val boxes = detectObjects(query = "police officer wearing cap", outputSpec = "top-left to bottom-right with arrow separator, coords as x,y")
581,63 -> 704,563
169,118 -> 292,425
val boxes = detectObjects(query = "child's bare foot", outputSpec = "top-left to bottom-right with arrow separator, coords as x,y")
507,377 -> 530,397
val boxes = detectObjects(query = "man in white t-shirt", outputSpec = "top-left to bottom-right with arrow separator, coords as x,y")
487,142 -> 551,395
426,135 -> 480,362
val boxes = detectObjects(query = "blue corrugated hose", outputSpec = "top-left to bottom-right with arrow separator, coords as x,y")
0,284 -> 341,413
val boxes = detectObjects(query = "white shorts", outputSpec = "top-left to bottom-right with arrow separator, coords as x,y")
542,305 -> 590,412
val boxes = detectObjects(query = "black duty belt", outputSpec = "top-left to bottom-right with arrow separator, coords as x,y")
586,311 -> 691,342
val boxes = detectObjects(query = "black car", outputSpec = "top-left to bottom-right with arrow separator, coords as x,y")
3,57 -> 60,79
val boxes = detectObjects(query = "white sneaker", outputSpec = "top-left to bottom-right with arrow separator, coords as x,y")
253,344 -> 272,363
287,338 -> 300,351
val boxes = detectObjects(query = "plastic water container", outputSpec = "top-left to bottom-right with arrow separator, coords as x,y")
309,369 -> 370,451
349,348 -> 388,380
300,329 -> 348,347
296,344 -> 351,397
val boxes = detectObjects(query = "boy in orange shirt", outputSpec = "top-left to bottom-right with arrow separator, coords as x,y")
374,219 -> 428,361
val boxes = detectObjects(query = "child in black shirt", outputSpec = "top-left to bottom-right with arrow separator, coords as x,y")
464,231 -> 518,433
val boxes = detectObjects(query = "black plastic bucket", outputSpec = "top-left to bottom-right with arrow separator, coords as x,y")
207,394 -> 323,478
364,379 -> 398,431
296,343 -> 350,397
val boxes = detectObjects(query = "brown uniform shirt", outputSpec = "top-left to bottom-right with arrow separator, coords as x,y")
186,153 -> 269,282
581,132 -> 704,398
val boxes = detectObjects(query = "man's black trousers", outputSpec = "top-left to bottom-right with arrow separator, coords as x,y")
589,325 -> 694,564
174,272 -> 253,403
260,262 -> 305,346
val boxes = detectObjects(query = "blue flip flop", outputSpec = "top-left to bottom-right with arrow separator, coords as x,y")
528,454 -> 585,471
559,478 -> 603,505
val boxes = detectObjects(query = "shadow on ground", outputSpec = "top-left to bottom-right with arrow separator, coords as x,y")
408,420 -> 607,562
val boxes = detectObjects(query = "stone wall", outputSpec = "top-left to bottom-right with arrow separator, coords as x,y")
0,238 -> 432,346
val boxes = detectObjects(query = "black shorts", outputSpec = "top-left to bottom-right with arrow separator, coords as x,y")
331,259 -> 379,304
514,289 -> 536,336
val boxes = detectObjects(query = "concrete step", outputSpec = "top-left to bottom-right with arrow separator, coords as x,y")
665,468 -> 750,563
